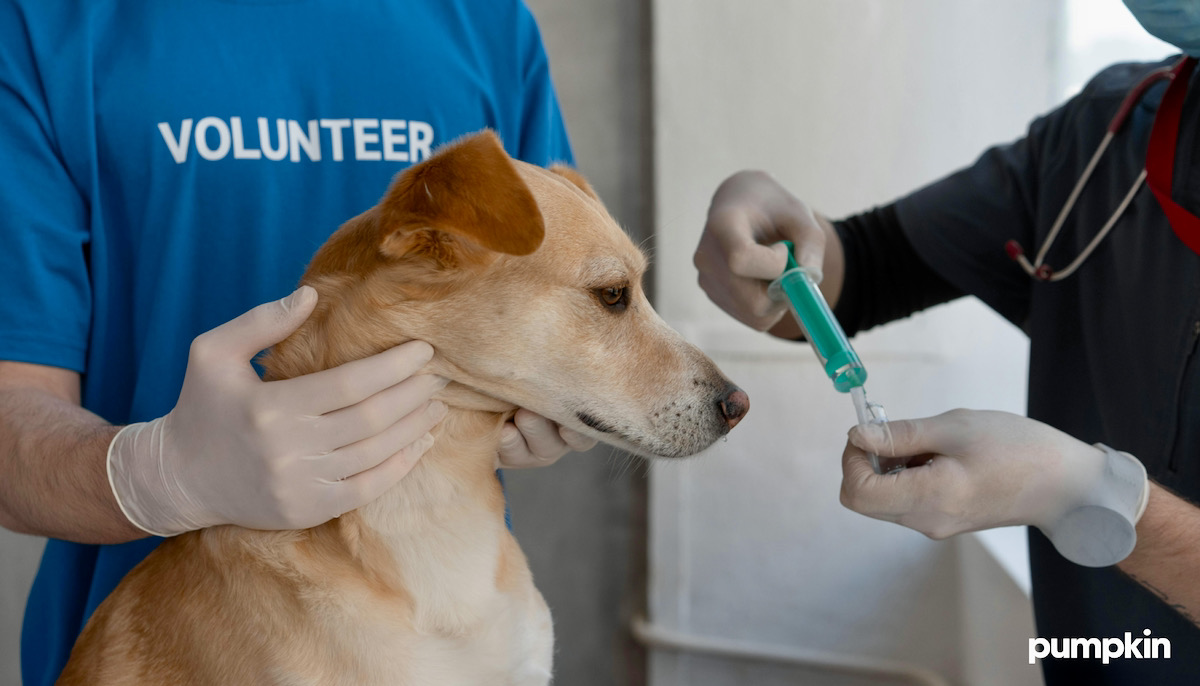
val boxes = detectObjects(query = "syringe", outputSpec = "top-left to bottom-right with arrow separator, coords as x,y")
768,241 -> 905,475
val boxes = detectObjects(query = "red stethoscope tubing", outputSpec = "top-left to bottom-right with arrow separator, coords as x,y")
1006,57 -> 1194,282
1146,57 -> 1200,256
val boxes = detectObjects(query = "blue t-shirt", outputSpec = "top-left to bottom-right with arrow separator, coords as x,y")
0,2 -> 572,683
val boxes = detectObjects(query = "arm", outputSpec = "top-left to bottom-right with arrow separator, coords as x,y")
0,8 -> 139,543
826,204 -> 964,338
3,290 -> 450,541
1119,482 -> 1200,626
0,361 -> 138,543
696,64 -> 1070,338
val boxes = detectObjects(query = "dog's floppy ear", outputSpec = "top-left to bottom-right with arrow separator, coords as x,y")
378,130 -> 544,267
549,164 -> 600,201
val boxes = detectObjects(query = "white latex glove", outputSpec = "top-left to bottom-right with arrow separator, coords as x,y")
498,408 -> 598,469
694,170 -> 827,331
841,409 -> 1149,567
108,286 -> 449,536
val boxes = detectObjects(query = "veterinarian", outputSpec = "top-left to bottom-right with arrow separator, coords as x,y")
694,1 -> 1200,684
0,3 -> 594,684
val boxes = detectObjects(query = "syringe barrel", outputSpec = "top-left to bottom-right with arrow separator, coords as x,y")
777,266 -> 867,392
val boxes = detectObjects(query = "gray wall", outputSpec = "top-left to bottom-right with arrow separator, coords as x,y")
0,531 -> 42,684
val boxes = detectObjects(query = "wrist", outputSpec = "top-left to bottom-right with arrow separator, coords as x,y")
1091,443 -> 1150,523
1038,442 -> 1148,567
107,417 -> 201,537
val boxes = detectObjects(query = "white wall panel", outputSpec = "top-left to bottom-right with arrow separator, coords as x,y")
649,2 -> 1059,683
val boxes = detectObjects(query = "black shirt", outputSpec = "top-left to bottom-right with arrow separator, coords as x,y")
834,56 -> 1200,684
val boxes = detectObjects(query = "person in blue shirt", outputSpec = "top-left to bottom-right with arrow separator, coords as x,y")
0,2 -> 594,684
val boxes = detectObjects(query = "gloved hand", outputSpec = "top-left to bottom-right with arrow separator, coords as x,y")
694,170 -> 828,331
841,409 -> 1150,567
498,409 -> 598,469
107,286 -> 449,536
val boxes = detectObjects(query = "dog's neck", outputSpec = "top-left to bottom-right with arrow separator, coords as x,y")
359,403 -> 509,535
351,400 -> 514,635
259,283 -> 530,634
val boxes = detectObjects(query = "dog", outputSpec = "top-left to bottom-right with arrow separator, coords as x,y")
57,131 -> 748,685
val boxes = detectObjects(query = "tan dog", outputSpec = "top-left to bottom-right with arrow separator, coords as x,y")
57,131 -> 748,685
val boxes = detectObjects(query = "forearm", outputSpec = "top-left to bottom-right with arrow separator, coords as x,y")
0,369 -> 144,543
826,204 -> 963,339
1118,481 -> 1200,627
768,212 -> 845,340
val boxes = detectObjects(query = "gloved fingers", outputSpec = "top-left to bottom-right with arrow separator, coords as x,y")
840,435 -> 978,540
498,409 -> 572,469
496,424 -> 535,469
313,375 -> 448,451
706,209 -> 791,282
696,171 -> 829,332
839,440 -> 905,520
318,400 -> 448,480
193,286 -> 318,363
330,432 -> 435,515
705,170 -> 826,278
848,411 -> 972,460
695,227 -> 789,332
695,265 -> 787,332
769,203 -> 827,281
559,425 -> 599,453
278,340 -> 436,415
840,437 -> 939,518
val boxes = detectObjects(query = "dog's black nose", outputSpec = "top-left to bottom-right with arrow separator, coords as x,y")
718,386 -> 749,429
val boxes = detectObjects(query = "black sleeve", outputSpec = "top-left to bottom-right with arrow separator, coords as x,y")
843,109 -> 1058,332
831,205 -> 964,337
827,106 -> 1054,339
890,112 -> 1066,330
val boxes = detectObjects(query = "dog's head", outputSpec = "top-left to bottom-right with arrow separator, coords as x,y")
268,131 -> 747,458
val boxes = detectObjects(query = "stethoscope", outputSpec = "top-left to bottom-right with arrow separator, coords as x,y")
1004,58 -> 1184,282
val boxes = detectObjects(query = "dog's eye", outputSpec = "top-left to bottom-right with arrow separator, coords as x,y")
596,286 -> 627,311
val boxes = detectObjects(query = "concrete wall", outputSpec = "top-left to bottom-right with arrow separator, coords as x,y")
0,532 -> 42,684
647,1 -> 1059,684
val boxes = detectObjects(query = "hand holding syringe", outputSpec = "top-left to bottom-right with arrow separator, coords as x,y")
768,241 -> 906,474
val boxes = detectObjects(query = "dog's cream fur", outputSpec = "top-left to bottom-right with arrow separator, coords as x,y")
58,131 -> 746,685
